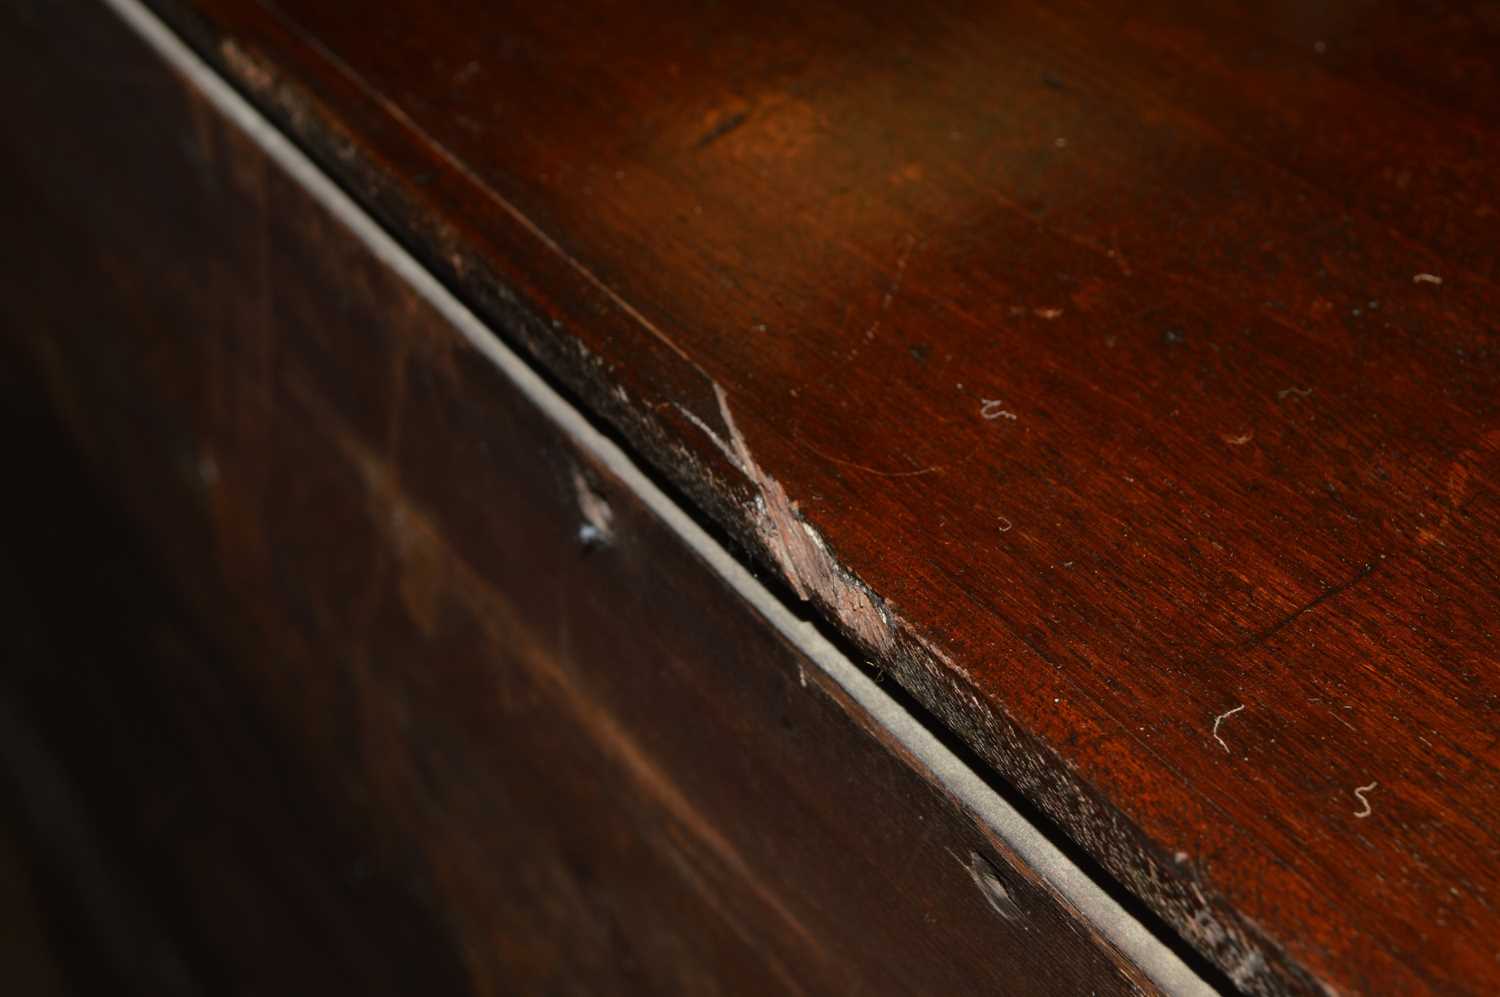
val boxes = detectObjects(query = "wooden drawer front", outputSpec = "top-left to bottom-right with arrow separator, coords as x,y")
0,1 -> 1202,993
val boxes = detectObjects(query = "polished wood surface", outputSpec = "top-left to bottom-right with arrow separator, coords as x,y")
10,0 -> 1500,991
1,2 -> 1178,992
124,0 -> 1500,992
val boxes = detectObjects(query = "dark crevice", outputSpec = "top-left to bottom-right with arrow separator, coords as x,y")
1236,560 -> 1380,652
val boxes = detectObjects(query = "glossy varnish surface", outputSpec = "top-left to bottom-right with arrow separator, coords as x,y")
59,0 -> 1500,991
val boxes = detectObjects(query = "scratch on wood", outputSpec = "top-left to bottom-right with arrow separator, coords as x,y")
792,431 -> 942,478
1238,562 -> 1378,651
679,385 -> 895,652
694,109 -> 749,150
1353,781 -> 1378,818
865,234 -> 917,340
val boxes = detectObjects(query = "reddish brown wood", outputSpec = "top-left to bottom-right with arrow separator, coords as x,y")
0,3 -> 1170,992
92,0 -> 1500,992
10,0 -> 1500,990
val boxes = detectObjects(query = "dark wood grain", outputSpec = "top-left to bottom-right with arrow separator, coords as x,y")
89,0 -> 1500,992
0,2 -> 1172,991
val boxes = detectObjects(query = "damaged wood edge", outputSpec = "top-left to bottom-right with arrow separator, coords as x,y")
673,384 -> 895,653
107,1 -> 1254,991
